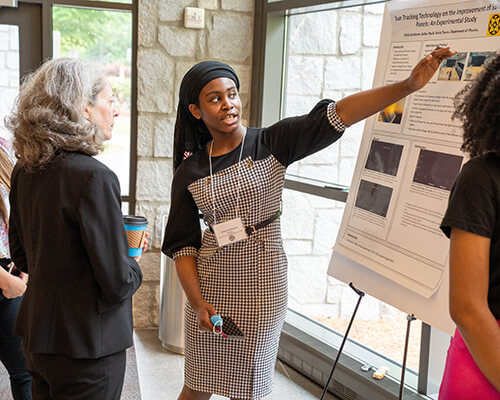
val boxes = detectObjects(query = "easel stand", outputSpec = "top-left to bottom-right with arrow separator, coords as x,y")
320,282 -> 365,400
399,314 -> 416,400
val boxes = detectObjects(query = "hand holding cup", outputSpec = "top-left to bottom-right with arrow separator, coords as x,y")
123,215 -> 148,261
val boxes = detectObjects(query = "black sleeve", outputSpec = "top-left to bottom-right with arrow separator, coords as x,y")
262,99 -> 345,167
77,168 -> 142,313
441,159 -> 496,239
8,165 -> 27,273
162,166 -> 201,259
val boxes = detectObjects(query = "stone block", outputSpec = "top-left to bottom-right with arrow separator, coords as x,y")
159,0 -> 195,22
340,120 -> 364,158
281,190 -> 314,240
283,95 -> 321,118
6,51 -> 18,71
137,114 -> 154,157
362,48 -> 378,90
312,208 -> 344,255
283,239 -> 312,256
174,61 -> 197,107
138,251 -> 161,282
8,69 -> 19,88
298,140 -> 339,165
307,194 -> 340,210
0,33 -> 8,51
135,202 -> 172,249
9,27 -> 18,51
221,0 -> 253,12
133,283 -> 156,327
0,69 -> 8,87
363,14 -> 383,47
136,159 -> 173,201
298,164 -> 338,184
153,284 -> 160,326
198,0 -> 218,9
325,291 -> 344,310
338,157 -> 357,186
379,301 -> 401,321
364,3 -> 385,15
0,53 -> 5,69
339,12 -> 361,55
340,287 -> 382,320
327,275 -> 341,285
322,89 -> 343,102
231,64 -> 251,95
138,0 -> 157,47
153,117 -> 175,158
287,55 -> 324,96
137,49 -> 174,113
159,26 -> 197,57
289,10 -> 337,56
288,255 -> 329,304
208,14 -> 252,62
292,302 -> 340,319
325,55 -> 361,90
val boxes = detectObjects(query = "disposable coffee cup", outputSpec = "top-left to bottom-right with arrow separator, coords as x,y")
123,215 -> 148,257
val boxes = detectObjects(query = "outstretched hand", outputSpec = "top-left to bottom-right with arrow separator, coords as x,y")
407,46 -> 456,91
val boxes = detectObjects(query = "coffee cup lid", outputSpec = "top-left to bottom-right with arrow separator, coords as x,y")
123,215 -> 148,226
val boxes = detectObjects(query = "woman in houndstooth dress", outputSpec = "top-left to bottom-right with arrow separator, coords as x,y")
163,48 -> 454,400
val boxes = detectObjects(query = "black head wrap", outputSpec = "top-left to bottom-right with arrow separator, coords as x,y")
173,61 -> 240,170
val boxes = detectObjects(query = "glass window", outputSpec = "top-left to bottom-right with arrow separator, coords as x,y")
90,0 -> 132,3
0,24 -> 19,141
284,187 -> 421,374
52,6 -> 132,196
281,1 -> 422,381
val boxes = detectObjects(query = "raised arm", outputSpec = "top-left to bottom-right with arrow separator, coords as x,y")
336,46 -> 455,127
449,228 -> 500,391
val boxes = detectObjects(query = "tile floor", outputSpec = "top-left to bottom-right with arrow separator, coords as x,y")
133,328 -> 338,400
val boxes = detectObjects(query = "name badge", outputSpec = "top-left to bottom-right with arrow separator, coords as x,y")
212,218 -> 247,247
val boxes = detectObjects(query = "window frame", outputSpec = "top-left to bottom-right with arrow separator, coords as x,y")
19,0 -> 138,214
250,1 -> 449,398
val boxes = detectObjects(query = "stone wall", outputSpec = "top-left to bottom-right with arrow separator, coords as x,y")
134,0 -> 254,327
0,25 -> 19,137
281,4 -> 396,320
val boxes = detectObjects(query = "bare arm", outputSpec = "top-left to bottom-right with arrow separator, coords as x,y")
449,228 -> 500,391
336,46 -> 456,127
0,266 -> 26,299
175,255 -> 216,331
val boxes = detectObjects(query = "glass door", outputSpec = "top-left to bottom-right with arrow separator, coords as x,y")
0,3 -> 43,141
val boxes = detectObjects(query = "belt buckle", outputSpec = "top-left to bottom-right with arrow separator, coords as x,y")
248,225 -> 256,235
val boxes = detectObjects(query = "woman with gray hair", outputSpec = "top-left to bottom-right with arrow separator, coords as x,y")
6,58 -> 143,399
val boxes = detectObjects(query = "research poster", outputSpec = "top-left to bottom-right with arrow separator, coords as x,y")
331,0 -> 500,299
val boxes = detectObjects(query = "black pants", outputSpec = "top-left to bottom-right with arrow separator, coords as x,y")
22,346 -> 126,400
0,258 -> 32,400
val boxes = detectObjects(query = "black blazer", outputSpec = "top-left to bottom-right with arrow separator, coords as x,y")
9,152 -> 142,358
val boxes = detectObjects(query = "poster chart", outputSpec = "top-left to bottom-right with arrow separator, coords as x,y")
329,0 -> 500,332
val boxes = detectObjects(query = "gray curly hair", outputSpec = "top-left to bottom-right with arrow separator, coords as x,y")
6,58 -> 107,171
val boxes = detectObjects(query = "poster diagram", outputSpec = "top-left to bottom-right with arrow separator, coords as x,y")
332,0 -> 500,298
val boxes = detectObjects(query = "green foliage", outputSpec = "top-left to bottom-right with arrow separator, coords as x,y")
53,6 -> 132,65
108,76 -> 131,102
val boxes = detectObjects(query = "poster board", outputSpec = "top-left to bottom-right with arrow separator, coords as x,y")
328,0 -> 500,335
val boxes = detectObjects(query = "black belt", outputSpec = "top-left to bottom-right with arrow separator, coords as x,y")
209,210 -> 282,236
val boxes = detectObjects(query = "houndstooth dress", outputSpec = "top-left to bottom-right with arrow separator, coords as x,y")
162,100 -> 345,399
